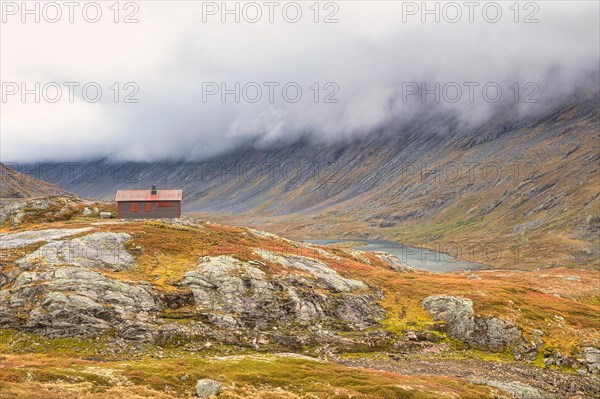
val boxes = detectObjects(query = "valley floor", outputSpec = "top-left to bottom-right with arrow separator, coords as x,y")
0,349 -> 598,399
0,351 -> 495,399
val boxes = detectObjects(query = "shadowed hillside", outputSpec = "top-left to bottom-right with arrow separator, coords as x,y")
22,95 -> 600,269
0,163 -> 70,199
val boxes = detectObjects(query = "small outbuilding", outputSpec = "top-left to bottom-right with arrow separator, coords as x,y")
115,185 -> 182,219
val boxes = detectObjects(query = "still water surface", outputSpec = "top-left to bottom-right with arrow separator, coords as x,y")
307,239 -> 491,273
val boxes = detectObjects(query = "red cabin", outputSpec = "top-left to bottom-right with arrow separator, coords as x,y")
115,185 -> 182,219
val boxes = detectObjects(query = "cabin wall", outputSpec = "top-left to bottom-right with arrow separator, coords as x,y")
117,201 -> 181,219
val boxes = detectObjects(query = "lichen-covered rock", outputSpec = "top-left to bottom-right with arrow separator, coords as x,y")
544,351 -> 574,369
472,380 -> 542,399
344,249 -> 371,265
472,317 -> 523,352
373,252 -> 414,273
580,347 -> 600,375
16,232 -> 134,271
0,197 -> 83,227
301,244 -> 343,262
0,224 -> 392,350
422,295 -> 523,352
180,255 -> 270,314
254,249 -> 367,292
0,266 -> 158,340
179,254 -> 386,348
195,379 -> 220,397
0,227 -> 93,249
1,237 -> 389,349
422,295 -> 475,339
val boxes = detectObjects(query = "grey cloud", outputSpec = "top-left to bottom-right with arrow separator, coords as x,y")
1,1 -> 598,162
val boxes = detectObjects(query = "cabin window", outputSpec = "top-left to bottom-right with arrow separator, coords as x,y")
144,203 -> 151,212
131,203 -> 138,212
156,202 -> 173,207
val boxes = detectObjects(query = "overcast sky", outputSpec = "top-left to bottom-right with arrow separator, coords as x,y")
1,1 -> 599,162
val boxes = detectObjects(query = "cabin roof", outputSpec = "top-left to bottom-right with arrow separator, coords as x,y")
115,189 -> 183,201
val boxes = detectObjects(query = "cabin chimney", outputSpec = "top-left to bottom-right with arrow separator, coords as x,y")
151,184 -> 157,195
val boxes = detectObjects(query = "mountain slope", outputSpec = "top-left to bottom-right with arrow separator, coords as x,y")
0,163 -> 70,198
25,95 -> 600,269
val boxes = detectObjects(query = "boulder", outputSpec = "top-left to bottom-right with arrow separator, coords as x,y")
195,379 -> 220,397
422,295 -> 523,352
581,347 -> 600,375
422,295 -> 475,339
472,317 -> 523,352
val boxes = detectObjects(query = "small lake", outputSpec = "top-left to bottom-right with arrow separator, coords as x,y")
306,239 -> 491,273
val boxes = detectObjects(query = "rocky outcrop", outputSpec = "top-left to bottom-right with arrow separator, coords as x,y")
301,244 -> 343,262
170,252 -> 389,350
0,227 -> 92,249
580,347 -> 600,375
0,267 -> 158,340
180,254 -> 384,335
0,229 -> 389,350
422,296 -> 475,339
0,229 -> 156,341
0,196 -> 112,228
16,232 -> 134,271
343,249 -> 372,265
0,197 -> 75,227
422,295 -> 523,352
373,252 -> 414,273
471,317 -> 523,353
254,249 -> 368,293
